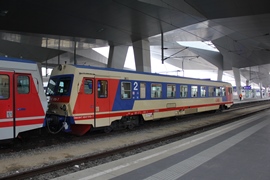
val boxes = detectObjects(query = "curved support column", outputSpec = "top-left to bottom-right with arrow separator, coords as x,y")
232,67 -> 242,97
132,39 -> 151,72
107,45 -> 128,69
217,69 -> 223,81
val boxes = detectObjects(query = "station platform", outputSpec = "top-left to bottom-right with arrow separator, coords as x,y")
233,97 -> 270,104
54,100 -> 270,180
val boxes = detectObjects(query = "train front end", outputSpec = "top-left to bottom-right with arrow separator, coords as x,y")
45,65 -> 91,135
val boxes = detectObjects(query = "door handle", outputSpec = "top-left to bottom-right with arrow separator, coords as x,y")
17,108 -> 26,111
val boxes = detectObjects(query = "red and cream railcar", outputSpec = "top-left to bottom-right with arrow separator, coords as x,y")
0,57 -> 47,140
45,64 -> 233,135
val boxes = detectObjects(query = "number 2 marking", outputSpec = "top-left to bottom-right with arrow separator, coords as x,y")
133,82 -> 138,91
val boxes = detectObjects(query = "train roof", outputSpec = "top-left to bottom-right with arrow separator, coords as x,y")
0,56 -> 36,64
72,64 -> 231,85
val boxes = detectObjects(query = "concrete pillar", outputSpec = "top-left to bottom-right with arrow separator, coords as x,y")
132,39 -> 151,72
232,67 -> 242,97
68,41 -> 78,65
260,83 -> 263,99
217,69 -> 223,81
107,45 -> 128,69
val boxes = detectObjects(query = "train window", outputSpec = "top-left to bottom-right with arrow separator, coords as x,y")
140,83 -> 146,99
151,83 -> 162,98
191,86 -> 198,97
209,87 -> 214,97
201,86 -> 206,97
221,86 -> 226,96
46,78 -> 57,96
167,84 -> 176,98
17,76 -> 30,94
0,75 -> 9,99
180,85 -> 188,97
98,80 -> 107,98
57,77 -> 71,95
215,87 -> 222,96
228,87 -> 232,94
121,82 -> 131,99
84,79 -> 93,94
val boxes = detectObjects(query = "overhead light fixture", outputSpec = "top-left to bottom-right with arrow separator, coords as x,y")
0,10 -> 8,16
97,28 -> 105,33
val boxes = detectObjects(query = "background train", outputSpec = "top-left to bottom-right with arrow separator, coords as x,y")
0,57 -> 47,140
45,64 -> 233,135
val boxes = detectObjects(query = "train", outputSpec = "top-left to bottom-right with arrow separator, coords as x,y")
0,57 -> 47,140
45,64 -> 233,135
0,56 -> 234,140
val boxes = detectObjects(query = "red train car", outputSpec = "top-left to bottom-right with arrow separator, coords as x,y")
0,57 -> 47,140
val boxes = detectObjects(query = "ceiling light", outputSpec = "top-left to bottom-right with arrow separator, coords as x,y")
97,28 -> 105,33
0,10 -> 8,16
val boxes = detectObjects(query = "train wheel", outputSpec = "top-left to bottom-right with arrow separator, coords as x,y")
216,105 -> 224,113
104,126 -> 113,133
127,123 -> 135,130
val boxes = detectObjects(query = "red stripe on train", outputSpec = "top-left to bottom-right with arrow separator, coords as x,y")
0,119 -> 44,128
73,101 -> 233,121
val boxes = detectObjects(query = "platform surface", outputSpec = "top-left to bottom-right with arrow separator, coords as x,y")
54,105 -> 270,180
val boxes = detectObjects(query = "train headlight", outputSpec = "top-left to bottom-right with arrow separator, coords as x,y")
58,65 -> 62,71
61,104 -> 67,111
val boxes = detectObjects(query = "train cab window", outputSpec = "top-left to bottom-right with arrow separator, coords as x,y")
180,85 -> 188,97
191,86 -> 198,97
57,77 -> 71,95
209,87 -> 214,97
121,82 -> 131,99
17,76 -> 30,94
84,79 -> 93,94
98,80 -> 107,98
140,83 -> 146,99
151,83 -> 162,98
201,86 -> 206,97
46,78 -> 57,96
0,75 -> 9,99
167,84 -> 176,98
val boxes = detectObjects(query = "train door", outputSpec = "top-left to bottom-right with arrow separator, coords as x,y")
0,71 -> 14,140
14,73 -> 44,136
95,78 -> 110,127
80,77 -> 110,127
226,86 -> 233,102
74,77 -> 110,127
74,77 -> 96,126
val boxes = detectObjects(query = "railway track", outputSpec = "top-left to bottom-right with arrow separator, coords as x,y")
1,100 -> 270,180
